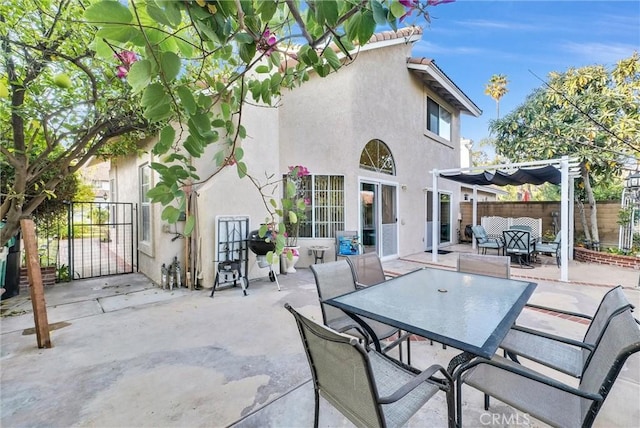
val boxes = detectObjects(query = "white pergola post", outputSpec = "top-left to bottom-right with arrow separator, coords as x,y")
560,156 -> 569,281
472,185 -> 478,251
431,170 -> 439,262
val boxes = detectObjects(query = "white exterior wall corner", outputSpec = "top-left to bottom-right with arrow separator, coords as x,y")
111,31 -> 472,284
279,38 -> 464,256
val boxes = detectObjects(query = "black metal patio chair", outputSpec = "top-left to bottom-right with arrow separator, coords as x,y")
502,229 -> 534,268
456,309 -> 640,428
285,303 -> 455,428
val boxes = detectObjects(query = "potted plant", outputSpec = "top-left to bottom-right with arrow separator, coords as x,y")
279,165 -> 310,272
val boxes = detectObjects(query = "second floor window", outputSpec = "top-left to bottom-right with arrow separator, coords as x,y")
427,97 -> 451,141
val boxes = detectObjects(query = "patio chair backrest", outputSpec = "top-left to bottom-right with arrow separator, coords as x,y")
503,229 -> 533,253
346,253 -> 386,287
471,225 -> 490,244
583,286 -> 634,346
285,304 -> 384,427
578,309 -> 640,425
509,225 -> 532,233
457,253 -> 510,279
310,260 -> 357,327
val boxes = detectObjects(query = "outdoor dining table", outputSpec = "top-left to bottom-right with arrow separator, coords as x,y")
325,267 -> 537,374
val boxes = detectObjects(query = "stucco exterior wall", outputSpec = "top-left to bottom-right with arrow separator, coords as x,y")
109,31 -> 475,287
279,40 -> 462,257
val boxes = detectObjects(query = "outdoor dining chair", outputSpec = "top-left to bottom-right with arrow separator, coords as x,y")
456,309 -> 640,428
457,253 -> 510,279
500,285 -> 634,377
334,230 -> 363,260
534,230 -> 561,267
502,229 -> 534,268
346,252 -> 391,288
285,304 -> 455,428
310,260 -> 411,363
470,225 -> 503,255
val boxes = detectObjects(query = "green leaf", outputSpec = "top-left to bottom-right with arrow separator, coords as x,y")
183,215 -> 195,236
141,83 -> 168,107
257,0 -> 278,21
390,1 -> 406,19
235,32 -> 254,44
239,43 -> 256,64
236,161 -> 247,178
127,60 -> 151,94
153,125 -> 175,155
315,0 -> 338,26
177,86 -> 197,115
85,1 -> 133,23
160,52 -> 181,82
234,147 -> 244,161
371,0 -> 388,24
161,206 -> 181,223
221,103 -> 231,120
255,65 -> 270,73
322,48 -> 341,71
144,102 -> 172,122
357,11 -> 376,45
146,0 -> 173,27
238,125 -> 247,139
183,135 -> 204,157
96,26 -> 139,43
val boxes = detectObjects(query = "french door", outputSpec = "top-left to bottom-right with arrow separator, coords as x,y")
425,190 -> 451,251
360,181 -> 398,258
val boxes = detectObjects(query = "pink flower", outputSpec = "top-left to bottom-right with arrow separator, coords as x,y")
257,28 -> 277,56
284,247 -> 299,256
116,66 -> 129,79
428,0 -> 455,5
114,50 -> 138,78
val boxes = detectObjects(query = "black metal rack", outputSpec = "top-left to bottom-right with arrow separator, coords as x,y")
211,216 -> 249,297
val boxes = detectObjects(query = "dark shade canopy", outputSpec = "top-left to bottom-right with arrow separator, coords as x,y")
440,165 -> 561,186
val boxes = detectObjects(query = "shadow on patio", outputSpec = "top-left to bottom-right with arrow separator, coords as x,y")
1,250 -> 638,427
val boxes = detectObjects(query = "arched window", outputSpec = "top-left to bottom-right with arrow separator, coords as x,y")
359,139 -> 395,175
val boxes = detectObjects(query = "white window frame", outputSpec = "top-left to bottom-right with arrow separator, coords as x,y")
426,96 -> 451,142
297,174 -> 345,238
139,163 -> 153,255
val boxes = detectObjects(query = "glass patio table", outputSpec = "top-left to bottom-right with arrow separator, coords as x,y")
325,267 -> 536,373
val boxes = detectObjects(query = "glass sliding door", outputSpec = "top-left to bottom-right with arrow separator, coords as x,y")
360,181 -> 398,258
425,190 -> 451,250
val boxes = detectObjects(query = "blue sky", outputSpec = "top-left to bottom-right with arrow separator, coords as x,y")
406,0 -> 640,152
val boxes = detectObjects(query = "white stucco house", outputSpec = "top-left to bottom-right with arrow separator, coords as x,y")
109,27 -> 481,287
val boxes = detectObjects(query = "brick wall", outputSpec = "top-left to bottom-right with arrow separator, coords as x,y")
574,247 -> 640,270
19,266 -> 57,288
460,201 -> 622,247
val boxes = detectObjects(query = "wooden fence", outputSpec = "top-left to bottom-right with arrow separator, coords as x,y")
459,201 -> 622,248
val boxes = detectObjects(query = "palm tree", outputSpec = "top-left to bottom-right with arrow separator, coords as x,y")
484,74 -> 509,119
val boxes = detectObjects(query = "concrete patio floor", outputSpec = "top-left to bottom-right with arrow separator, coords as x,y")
1,248 -> 639,427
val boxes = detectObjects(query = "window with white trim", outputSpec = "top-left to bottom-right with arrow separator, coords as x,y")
297,175 -> 345,238
360,139 -> 395,175
139,163 -> 152,243
426,96 -> 451,141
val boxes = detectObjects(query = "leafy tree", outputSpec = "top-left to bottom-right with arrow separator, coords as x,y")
484,74 -> 509,119
81,0 -> 452,257
490,54 -> 640,246
0,0 -> 151,246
